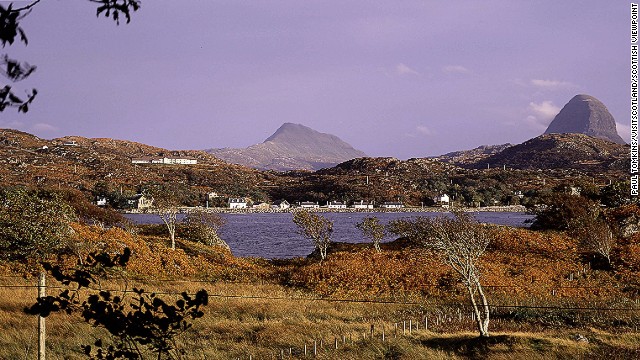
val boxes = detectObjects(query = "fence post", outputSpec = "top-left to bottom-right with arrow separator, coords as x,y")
38,272 -> 46,360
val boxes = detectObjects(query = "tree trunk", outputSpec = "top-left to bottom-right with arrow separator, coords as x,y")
467,282 -> 490,337
476,281 -> 490,337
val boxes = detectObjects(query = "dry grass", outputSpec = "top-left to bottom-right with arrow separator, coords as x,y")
1,277 -> 639,359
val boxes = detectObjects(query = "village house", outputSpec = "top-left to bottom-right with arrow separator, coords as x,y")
131,156 -> 198,165
127,194 -> 153,210
252,202 -> 271,210
228,198 -> 247,209
381,201 -> 404,209
433,194 -> 450,208
272,200 -> 290,209
352,200 -> 373,209
299,201 -> 319,209
96,196 -> 108,207
327,201 -> 347,209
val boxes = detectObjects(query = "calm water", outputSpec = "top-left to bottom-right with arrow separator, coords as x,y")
124,212 -> 534,259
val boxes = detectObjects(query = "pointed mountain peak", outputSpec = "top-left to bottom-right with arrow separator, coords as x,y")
208,123 -> 367,171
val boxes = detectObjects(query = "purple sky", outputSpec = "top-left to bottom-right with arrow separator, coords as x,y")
1,1 -> 631,158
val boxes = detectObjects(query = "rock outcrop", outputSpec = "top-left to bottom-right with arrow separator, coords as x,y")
544,94 -> 625,144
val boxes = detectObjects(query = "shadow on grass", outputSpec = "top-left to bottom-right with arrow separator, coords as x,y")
420,334 -> 523,359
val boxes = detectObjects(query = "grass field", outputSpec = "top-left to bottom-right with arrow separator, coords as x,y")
1,277 -> 639,360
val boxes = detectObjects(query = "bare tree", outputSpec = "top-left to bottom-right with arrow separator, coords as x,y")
575,219 -> 615,265
150,187 -> 180,250
292,209 -> 333,261
182,210 -> 229,249
356,216 -> 385,252
390,212 -> 492,337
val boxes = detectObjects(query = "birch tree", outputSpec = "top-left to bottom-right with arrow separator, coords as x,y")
390,212 -> 492,337
356,216 -> 385,252
292,210 -> 333,260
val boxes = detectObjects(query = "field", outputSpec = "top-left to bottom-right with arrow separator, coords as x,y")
1,222 -> 640,359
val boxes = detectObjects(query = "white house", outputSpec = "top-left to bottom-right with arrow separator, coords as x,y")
327,201 -> 347,209
273,200 -> 290,209
433,194 -> 450,207
228,198 -> 247,209
131,156 -> 198,165
352,200 -> 373,209
127,194 -> 153,209
161,156 -> 198,165
299,201 -> 319,209
381,201 -> 403,209
96,196 -> 108,207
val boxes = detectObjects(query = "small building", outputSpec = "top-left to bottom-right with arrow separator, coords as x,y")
132,157 -> 155,164
207,192 -> 221,199
162,156 -> 198,165
96,196 -> 108,207
299,201 -> 319,209
63,141 -> 78,146
229,198 -> 247,209
130,156 -> 198,165
252,202 -> 271,209
352,200 -> 374,209
381,201 -> 404,209
273,200 -> 290,209
127,194 -> 153,209
327,201 -> 347,209
433,194 -> 450,207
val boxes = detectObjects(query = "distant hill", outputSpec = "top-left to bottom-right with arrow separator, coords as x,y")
545,94 -> 626,144
0,129 -> 267,200
434,143 -> 513,167
471,133 -> 628,172
207,123 -> 367,171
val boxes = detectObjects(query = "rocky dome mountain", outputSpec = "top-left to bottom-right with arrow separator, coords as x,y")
207,123 -> 367,171
544,94 -> 625,144
471,133 -> 628,172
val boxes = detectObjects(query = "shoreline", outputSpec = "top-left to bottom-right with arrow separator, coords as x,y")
123,205 -> 528,215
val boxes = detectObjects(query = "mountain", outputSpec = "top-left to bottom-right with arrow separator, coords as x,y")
472,133 -> 628,172
544,94 -> 626,144
207,123 -> 367,171
433,143 -> 513,167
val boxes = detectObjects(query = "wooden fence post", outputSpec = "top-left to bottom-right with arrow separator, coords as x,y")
38,272 -> 46,360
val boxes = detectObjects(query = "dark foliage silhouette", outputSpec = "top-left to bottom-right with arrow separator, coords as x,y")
26,248 -> 209,359
0,0 -> 140,112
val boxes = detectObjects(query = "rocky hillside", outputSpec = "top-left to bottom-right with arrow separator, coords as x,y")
0,129 -> 271,203
472,133 -> 629,172
434,143 -> 513,167
545,94 -> 626,144
207,123 -> 367,171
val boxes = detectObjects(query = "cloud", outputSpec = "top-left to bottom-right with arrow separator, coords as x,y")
530,79 -> 577,90
31,123 -> 58,133
442,65 -> 470,74
416,125 -> 432,135
405,125 -> 432,138
395,63 -> 420,76
524,100 -> 561,130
